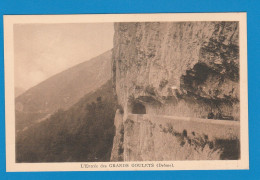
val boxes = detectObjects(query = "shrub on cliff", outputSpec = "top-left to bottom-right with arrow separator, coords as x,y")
161,124 -> 240,160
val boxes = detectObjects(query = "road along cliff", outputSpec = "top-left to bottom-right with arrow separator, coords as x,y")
110,22 -> 240,161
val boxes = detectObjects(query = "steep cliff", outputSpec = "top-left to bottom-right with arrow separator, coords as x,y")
112,22 -> 239,119
111,21 -> 240,161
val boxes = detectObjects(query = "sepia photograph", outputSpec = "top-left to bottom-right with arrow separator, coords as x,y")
4,13 -> 248,171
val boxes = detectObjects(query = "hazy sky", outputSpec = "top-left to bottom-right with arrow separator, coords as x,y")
14,23 -> 114,90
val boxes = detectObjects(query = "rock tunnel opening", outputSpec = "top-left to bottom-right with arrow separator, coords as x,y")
132,102 -> 146,114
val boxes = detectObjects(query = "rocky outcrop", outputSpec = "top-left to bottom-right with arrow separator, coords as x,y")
110,109 -> 124,161
112,22 -> 239,119
110,22 -> 240,161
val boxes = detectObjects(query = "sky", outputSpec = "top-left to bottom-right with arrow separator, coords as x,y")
14,23 -> 114,91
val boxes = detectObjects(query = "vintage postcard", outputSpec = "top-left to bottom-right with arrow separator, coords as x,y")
4,13 -> 248,171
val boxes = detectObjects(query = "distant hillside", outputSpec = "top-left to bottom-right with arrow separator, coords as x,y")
15,50 -> 112,131
15,87 -> 25,97
16,80 -> 118,162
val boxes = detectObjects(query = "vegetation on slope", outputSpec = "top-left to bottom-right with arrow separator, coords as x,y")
160,123 -> 240,160
16,80 -> 117,162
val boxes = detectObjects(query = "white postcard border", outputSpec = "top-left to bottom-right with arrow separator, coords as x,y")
4,13 -> 248,172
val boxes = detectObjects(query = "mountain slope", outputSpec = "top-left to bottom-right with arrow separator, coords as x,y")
15,50 -> 112,131
16,80 -> 117,162
15,87 -> 25,97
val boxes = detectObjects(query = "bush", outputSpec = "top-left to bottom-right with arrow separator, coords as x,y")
160,124 -> 240,160
159,79 -> 168,89
145,85 -> 156,96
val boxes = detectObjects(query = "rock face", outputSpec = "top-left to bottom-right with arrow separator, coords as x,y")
112,22 -> 239,119
110,109 -> 124,161
111,22 -> 240,161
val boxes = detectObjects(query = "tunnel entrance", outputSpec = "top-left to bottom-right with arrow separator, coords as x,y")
132,102 -> 146,114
